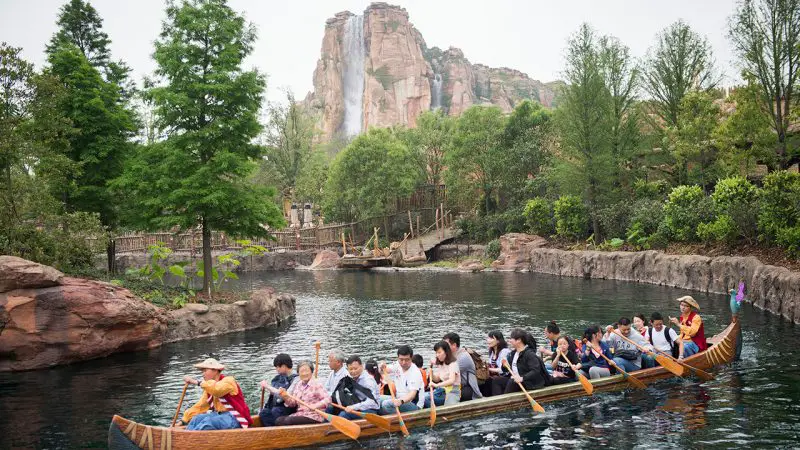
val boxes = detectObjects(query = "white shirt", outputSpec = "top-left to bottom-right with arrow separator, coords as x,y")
387,361 -> 425,408
324,366 -> 349,395
511,345 -> 527,376
649,326 -> 679,353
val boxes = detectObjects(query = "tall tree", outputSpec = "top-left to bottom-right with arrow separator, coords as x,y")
555,24 -> 614,238
259,90 -> 315,203
47,0 -> 111,68
729,0 -> 800,168
667,91 -> 722,190
644,20 -> 719,128
599,36 -> 640,160
116,0 -> 284,294
445,106 -> 508,215
400,110 -> 453,186
500,100 -> 552,206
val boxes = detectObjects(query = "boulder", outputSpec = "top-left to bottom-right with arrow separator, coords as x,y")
309,250 -> 340,270
0,276 -> 168,371
491,233 -> 548,271
163,288 -> 296,343
457,259 -> 485,273
0,256 -> 63,293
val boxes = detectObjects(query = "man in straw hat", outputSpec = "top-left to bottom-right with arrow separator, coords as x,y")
178,358 -> 252,430
669,296 -> 707,359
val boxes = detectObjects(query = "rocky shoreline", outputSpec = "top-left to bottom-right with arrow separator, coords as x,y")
0,256 -> 296,372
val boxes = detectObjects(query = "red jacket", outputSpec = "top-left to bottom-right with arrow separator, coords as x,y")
681,311 -> 707,352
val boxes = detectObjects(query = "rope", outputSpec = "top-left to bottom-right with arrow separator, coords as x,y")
138,425 -> 153,450
160,428 -> 172,450
124,421 -> 137,441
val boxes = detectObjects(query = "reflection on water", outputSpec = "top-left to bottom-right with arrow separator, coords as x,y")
1,270 -> 798,449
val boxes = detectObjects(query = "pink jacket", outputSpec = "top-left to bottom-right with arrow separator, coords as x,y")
285,378 -> 331,422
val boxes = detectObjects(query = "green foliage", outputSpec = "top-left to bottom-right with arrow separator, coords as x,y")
115,0 -> 285,293
714,80 -> 777,173
485,239 -> 501,260
554,195 -> 588,240
456,210 -> 526,242
402,110 -> 454,185
323,127 -> 422,221
711,176 -> 760,240
127,241 -> 189,285
523,198 -> 553,235
667,91 -> 722,189
663,185 -> 713,241
697,215 -> 738,244
633,179 -> 670,200
777,226 -> 800,258
758,170 -> 800,242
597,201 -> 633,239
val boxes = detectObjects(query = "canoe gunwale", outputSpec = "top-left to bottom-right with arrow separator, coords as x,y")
110,319 -> 739,449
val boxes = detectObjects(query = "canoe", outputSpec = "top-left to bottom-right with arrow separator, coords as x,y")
109,317 -> 741,449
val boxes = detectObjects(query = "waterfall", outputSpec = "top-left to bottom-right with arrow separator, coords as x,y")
342,14 -> 365,136
431,73 -> 443,110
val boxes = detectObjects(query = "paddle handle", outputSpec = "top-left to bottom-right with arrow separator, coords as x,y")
313,342 -> 321,378
502,360 -> 534,401
284,391 -> 332,421
382,368 -> 410,436
611,329 -> 654,356
260,387 -> 265,409
170,382 -> 189,427
428,366 -> 436,427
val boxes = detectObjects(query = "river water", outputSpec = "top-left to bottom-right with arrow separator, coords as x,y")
1,270 -> 798,449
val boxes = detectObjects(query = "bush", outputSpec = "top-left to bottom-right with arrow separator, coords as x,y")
486,239 -> 501,260
597,201 -> 633,240
711,176 -> 759,240
523,198 -> 553,236
456,210 -> 525,242
633,179 -> 670,200
777,226 -> 800,258
663,185 -> 713,242
554,195 -> 588,240
628,199 -> 666,237
697,215 -> 738,244
758,170 -> 800,242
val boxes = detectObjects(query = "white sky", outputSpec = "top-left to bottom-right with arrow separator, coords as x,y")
1,0 -> 739,103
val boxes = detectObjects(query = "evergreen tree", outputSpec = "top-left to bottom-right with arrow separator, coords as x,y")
116,0 -> 284,294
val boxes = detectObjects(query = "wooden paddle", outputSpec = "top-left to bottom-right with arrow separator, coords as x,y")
501,359 -> 545,414
313,341 -> 321,378
330,402 -> 391,432
170,382 -> 189,427
612,329 -> 714,381
584,340 -> 646,389
382,367 -> 410,436
260,386 -> 265,409
610,329 -> 687,378
277,388 -> 361,440
428,365 -> 436,428
557,352 -> 593,395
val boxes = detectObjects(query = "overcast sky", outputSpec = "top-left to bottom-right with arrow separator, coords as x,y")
1,0 -> 740,104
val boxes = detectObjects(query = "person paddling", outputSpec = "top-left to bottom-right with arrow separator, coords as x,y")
647,312 -> 679,359
178,358 -> 252,430
333,356 -> 381,419
580,326 -> 612,379
258,353 -> 298,427
493,328 -> 551,395
272,360 -> 331,426
551,336 -> 582,384
670,296 -> 707,359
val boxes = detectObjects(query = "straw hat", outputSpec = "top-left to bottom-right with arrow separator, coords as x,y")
194,358 -> 225,371
677,295 -> 700,311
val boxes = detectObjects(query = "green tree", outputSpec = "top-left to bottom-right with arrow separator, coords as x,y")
599,36 -> 640,161
258,90 -> 316,203
554,24 -> 614,238
116,0 -> 284,294
714,80 -> 777,175
406,110 -> 453,186
500,100 -> 552,206
729,0 -> 800,169
644,20 -> 719,128
323,127 -> 422,221
667,91 -> 722,190
293,148 -> 329,207
445,105 -> 508,214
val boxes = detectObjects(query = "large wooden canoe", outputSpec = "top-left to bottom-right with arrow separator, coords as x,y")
109,318 -> 741,450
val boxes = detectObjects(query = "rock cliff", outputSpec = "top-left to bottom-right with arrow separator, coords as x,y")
0,256 -> 297,371
304,2 -> 560,141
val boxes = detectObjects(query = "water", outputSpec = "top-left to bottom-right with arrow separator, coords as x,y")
342,14 -> 365,136
431,73 -> 443,110
1,270 -> 798,448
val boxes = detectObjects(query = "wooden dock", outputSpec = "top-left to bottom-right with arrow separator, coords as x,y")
339,227 -> 457,269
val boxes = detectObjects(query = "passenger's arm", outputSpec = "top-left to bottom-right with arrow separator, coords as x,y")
680,315 -> 702,337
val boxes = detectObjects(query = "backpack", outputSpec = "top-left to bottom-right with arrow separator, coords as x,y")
331,376 -> 375,408
648,326 -> 680,358
465,348 -> 489,382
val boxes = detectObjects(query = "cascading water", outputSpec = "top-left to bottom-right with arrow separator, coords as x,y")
342,14 -> 365,136
431,73 -> 443,110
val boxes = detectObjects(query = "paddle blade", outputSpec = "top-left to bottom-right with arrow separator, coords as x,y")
362,413 -> 392,432
329,414 -> 361,441
655,354 -> 687,377
690,366 -> 715,381
532,400 -> 545,414
577,373 -> 594,395
429,409 -> 436,428
628,375 -> 647,390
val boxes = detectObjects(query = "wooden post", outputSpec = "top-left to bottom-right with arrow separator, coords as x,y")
341,231 -> 347,255
416,216 -> 420,240
440,203 -> 445,238
408,210 -> 414,238
435,208 -> 440,238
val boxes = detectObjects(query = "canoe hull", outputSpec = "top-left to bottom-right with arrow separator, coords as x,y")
110,319 -> 740,450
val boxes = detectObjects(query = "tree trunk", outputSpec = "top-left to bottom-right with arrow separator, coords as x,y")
106,239 -> 116,274
202,216 -> 212,297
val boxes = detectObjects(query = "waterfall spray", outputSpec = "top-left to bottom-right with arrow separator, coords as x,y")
342,15 -> 365,136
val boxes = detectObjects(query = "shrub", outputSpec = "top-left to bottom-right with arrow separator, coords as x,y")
523,198 -> 553,236
777,226 -> 800,258
663,185 -> 713,241
711,176 -> 759,240
486,239 -> 501,260
633,179 -> 671,200
758,170 -> 800,242
628,199 -> 666,237
456,210 -> 526,242
554,195 -> 588,240
697,215 -> 738,244
597,201 -> 633,240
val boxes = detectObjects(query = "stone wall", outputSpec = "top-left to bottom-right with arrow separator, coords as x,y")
527,249 -> 800,324
0,256 -> 297,371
